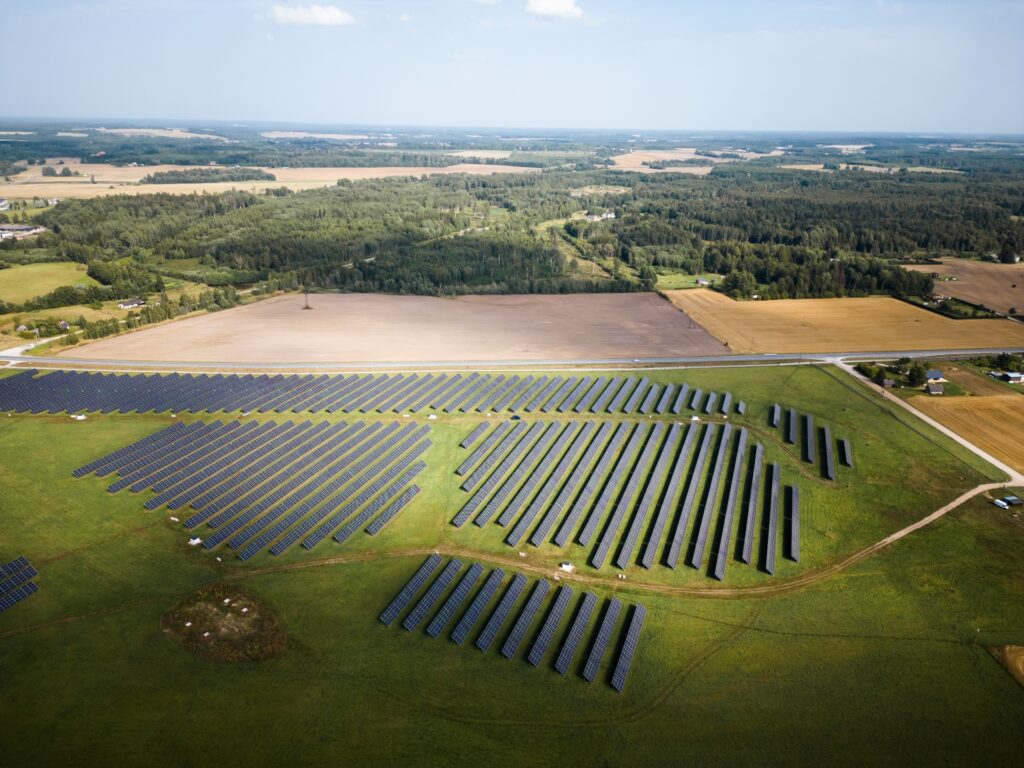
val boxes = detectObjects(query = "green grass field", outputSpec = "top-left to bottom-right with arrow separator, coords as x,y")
1,365 -> 1022,766
0,261 -> 98,305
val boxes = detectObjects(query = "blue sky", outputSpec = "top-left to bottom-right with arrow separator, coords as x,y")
1,0 -> 1022,132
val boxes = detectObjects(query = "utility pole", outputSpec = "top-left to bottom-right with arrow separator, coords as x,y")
302,285 -> 312,310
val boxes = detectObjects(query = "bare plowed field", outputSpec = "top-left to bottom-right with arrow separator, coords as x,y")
0,163 -> 535,200
905,258 -> 1024,315
57,293 -> 729,364
911,394 -> 1024,473
663,289 -> 1024,353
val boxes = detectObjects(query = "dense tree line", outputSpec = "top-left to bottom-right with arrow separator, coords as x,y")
141,168 -> 276,184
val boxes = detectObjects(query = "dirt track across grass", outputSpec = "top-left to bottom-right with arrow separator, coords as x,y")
57,292 -> 730,364
663,289 -> 1024,353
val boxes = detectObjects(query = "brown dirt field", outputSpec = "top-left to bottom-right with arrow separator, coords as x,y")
662,289 -> 1024,353
55,292 -> 729,364
988,646 -> 1024,688
935,364 -> 1012,397
260,131 -> 369,140
910,394 -> 1024,473
0,163 -> 535,200
905,258 -> 1024,315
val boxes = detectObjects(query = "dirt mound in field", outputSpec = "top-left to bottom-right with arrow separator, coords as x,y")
987,645 -> 1024,688
162,583 -> 287,663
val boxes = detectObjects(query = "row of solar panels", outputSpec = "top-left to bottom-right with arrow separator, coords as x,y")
74,419 -> 429,561
379,555 -> 646,693
454,420 -> 802,579
0,557 -> 39,614
771,403 -> 853,481
0,369 -> 742,418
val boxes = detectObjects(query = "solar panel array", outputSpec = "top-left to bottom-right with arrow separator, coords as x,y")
0,557 -> 39,614
770,403 -> 852,480
74,418 -> 430,561
451,417 -> 794,581
378,557 -> 648,692
0,369 -> 735,417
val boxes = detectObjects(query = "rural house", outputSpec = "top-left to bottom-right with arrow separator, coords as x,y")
925,369 -> 945,382
117,298 -> 146,310
926,382 -> 944,395
0,198 -> 9,211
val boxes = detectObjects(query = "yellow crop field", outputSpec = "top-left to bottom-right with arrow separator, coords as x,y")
662,289 -> 1024,353
911,394 -> 1024,473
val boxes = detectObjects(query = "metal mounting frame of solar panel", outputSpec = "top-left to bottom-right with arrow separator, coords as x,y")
590,377 -> 623,413
402,558 -> 463,631
187,422 -> 329,515
379,554 -> 442,625
143,420 -> 269,495
329,459 -> 427,546
425,563 -> 484,638
0,581 -> 38,613
207,423 -> 389,549
739,443 -> 764,565
507,421 -> 597,547
196,421 -> 358,527
664,423 -> 717,569
557,377 -> 592,413
582,598 -> 622,683
554,592 -> 598,675
572,378 -> 608,413
786,485 -> 800,562
764,463 -> 780,575
639,423 -> 696,569
472,376 -> 515,413
105,420 -> 224,488
494,422 -> 579,528
802,413 -> 816,463
839,437 -> 853,468
610,604 -> 646,693
157,422 -> 309,511
490,376 -> 533,413
615,423 -> 683,569
450,568 -> 505,645
146,421 -> 288,506
671,383 -> 691,415
541,376 -> 579,413
460,422 -> 491,449
500,579 -> 550,658
552,422 -> 630,547
607,377 -> 639,414
712,427 -> 748,581
591,422 -> 667,569
73,421 -> 186,477
306,441 -> 430,549
577,423 -> 648,546
475,574 -> 528,652
689,422 -> 733,570
510,376 -> 548,412
255,424 -> 428,557
822,424 -> 836,480
365,484 -> 420,535
459,420 -> 533,493
526,585 -> 573,666
473,422 -> 560,527
455,422 -> 513,477
622,378 -> 650,414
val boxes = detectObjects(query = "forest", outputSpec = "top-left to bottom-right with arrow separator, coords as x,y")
2,131 -> 1021,301
141,168 -> 276,184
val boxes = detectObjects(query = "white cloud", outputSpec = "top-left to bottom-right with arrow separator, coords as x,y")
399,13 -> 413,22
270,5 -> 356,26
525,0 -> 582,19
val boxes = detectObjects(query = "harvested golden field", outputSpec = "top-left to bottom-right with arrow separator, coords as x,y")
905,258 -> 1024,315
55,292 -> 729,364
610,148 -> 783,174
778,163 -> 961,174
662,289 -> 1024,353
911,394 -> 1024,473
260,131 -> 369,140
445,150 -> 512,159
0,163 -> 536,200
96,127 -> 228,141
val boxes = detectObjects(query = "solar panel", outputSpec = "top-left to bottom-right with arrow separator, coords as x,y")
639,424 -> 696,569
822,425 -> 836,480
500,580 -> 549,658
426,563 -> 484,638
740,443 -> 764,565
475,574 -> 528,652
554,422 -> 631,547
665,423 -> 716,569
527,585 -> 573,666
554,592 -> 598,675
712,428 -> 748,581
689,423 -> 733,570
802,413 -> 815,463
582,599 -> 622,682
577,423 -> 648,546
455,422 -> 512,476
764,463 -> 780,575
379,554 -> 442,625
839,437 -> 853,468
610,604 -> 646,693
402,559 -> 463,631
451,568 -> 505,645
786,485 -> 800,562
